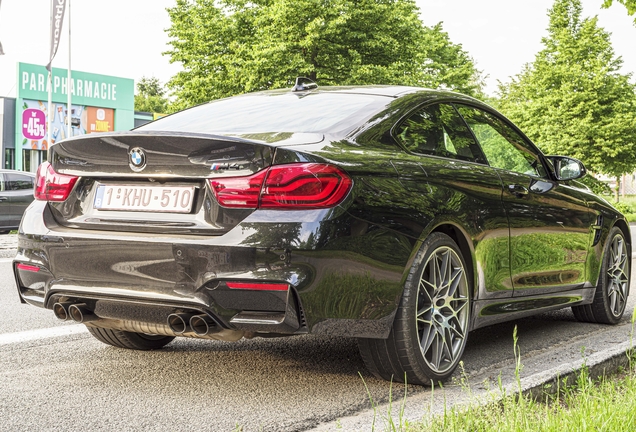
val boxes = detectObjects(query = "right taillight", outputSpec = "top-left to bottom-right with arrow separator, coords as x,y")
260,163 -> 352,208
209,163 -> 352,209
34,161 -> 79,201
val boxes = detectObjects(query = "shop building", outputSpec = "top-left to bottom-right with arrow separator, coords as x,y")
1,62 -> 134,172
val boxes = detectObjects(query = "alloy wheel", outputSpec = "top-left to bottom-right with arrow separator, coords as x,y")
416,246 -> 469,374
607,233 -> 629,318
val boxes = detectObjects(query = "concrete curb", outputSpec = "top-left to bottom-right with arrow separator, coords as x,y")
308,339 -> 635,431
520,340 -> 633,400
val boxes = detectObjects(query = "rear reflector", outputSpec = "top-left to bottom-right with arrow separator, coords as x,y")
226,282 -> 289,291
34,161 -> 79,202
210,163 -> 352,209
17,263 -> 40,273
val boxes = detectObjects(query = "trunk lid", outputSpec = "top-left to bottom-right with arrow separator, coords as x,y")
47,131 -> 278,235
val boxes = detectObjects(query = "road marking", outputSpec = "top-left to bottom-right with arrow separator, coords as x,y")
0,324 -> 88,346
0,258 -> 14,263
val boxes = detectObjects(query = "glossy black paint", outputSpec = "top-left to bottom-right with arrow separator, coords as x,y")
13,86 -> 630,342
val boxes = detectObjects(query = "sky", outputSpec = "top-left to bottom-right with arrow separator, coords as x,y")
0,0 -> 634,98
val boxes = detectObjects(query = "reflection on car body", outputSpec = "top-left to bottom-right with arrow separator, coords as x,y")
13,80 -> 630,385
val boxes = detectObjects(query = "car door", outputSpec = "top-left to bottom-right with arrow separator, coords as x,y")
0,174 -> 11,229
4,173 -> 35,229
392,102 -> 513,299
455,104 -> 593,297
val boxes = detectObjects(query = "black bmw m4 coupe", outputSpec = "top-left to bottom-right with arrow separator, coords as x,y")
13,81 -> 630,385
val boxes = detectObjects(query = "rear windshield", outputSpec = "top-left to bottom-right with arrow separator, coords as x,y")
138,92 -> 382,134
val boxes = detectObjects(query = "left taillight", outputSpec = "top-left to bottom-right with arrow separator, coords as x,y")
34,161 -> 79,201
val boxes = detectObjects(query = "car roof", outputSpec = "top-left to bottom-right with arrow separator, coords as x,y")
238,85 -> 429,99
231,85 -> 487,110
0,169 -> 35,177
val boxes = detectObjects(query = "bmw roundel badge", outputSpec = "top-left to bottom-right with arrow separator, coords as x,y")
129,147 -> 146,172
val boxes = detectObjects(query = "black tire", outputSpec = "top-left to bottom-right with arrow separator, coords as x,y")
572,226 -> 630,324
86,326 -> 175,350
358,232 -> 471,385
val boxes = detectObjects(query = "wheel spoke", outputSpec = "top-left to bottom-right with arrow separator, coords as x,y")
451,297 -> 469,315
420,323 -> 436,354
618,285 -> 628,303
429,332 -> 443,368
441,328 -> 453,361
419,279 -> 434,301
447,267 -> 463,298
434,333 -> 445,368
448,317 -> 466,340
417,304 -> 433,318
432,256 -> 441,292
440,251 -> 450,281
609,285 -> 618,313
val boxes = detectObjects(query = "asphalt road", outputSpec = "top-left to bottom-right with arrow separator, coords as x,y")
2,231 -> 636,431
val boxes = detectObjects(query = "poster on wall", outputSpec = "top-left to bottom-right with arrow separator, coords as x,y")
21,99 -> 114,150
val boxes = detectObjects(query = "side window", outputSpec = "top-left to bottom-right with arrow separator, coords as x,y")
6,174 -> 34,190
455,105 -> 547,178
395,104 -> 486,164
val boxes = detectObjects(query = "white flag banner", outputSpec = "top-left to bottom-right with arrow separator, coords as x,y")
46,0 -> 67,70
0,0 -> 5,55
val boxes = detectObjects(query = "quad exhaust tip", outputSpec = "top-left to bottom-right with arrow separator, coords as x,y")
55,305 -> 220,335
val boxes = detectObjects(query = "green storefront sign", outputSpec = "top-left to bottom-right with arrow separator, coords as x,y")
15,62 -> 134,171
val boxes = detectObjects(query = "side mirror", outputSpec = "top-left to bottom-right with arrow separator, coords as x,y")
546,156 -> 587,181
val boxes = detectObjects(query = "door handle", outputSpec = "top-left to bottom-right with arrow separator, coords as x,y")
0,197 -> 7,202
508,184 -> 529,197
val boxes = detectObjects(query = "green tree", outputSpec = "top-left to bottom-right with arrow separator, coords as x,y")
164,0 -> 482,110
602,0 -> 636,22
498,0 -> 636,194
134,77 -> 169,113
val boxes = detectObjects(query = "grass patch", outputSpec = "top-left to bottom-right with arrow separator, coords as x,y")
410,362 -> 636,431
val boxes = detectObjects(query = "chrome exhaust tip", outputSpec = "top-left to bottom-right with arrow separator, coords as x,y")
53,302 -> 71,321
190,314 -> 217,336
167,313 -> 193,334
68,303 -> 98,323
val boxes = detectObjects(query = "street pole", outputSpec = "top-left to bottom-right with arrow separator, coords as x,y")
66,0 -> 71,140
47,0 -> 53,157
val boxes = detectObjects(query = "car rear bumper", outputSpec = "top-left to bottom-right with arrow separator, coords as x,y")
14,201 -> 406,339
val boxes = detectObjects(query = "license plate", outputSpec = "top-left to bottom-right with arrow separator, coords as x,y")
94,184 -> 195,213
